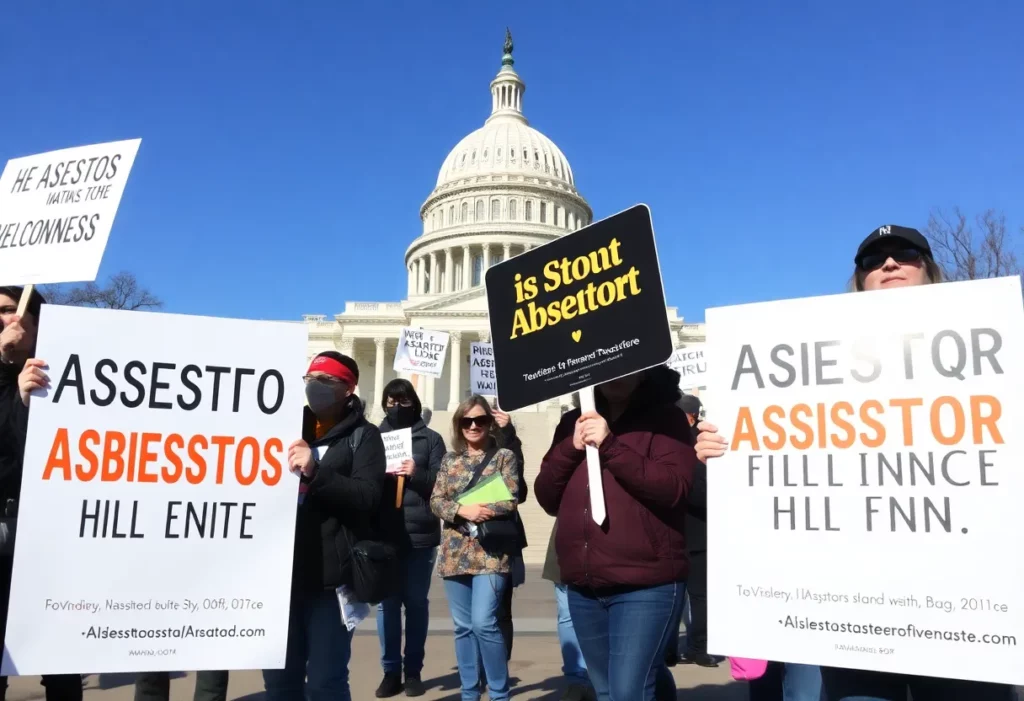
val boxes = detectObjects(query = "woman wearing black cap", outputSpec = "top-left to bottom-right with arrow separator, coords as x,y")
695,226 -> 1014,701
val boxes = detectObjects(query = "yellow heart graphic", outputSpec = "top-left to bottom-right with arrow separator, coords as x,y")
571,330 -> 582,342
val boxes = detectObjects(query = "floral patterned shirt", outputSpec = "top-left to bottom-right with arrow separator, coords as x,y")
430,447 -> 520,577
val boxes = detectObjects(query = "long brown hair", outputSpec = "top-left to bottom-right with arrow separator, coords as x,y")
849,253 -> 944,291
450,394 -> 501,453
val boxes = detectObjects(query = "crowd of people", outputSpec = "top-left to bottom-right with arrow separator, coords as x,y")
0,223 -> 1016,701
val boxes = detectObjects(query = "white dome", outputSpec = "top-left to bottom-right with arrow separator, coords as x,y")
435,120 -> 575,189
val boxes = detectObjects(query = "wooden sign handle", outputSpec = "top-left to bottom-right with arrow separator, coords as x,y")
16,284 -> 34,317
395,475 -> 404,509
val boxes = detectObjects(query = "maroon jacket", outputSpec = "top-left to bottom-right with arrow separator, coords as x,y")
534,367 -> 696,591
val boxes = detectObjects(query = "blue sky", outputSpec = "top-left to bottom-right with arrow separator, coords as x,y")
4,0 -> 1022,323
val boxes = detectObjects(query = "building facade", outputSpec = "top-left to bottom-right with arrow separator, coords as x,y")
303,33 -> 705,560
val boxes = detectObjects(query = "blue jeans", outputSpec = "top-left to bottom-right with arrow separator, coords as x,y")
819,666 -> 1015,701
568,582 -> 684,701
377,546 -> 436,676
748,662 -> 823,701
262,589 -> 353,701
554,583 -> 588,686
444,574 -> 510,701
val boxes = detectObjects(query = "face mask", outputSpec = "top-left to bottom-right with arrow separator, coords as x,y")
386,405 -> 417,428
305,381 -> 340,416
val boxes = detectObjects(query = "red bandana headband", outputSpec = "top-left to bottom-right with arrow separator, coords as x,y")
308,356 -> 357,386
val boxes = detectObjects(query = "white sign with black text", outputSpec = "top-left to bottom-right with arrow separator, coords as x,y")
668,344 -> 707,390
393,327 -> 450,379
470,342 -> 498,395
0,139 -> 142,286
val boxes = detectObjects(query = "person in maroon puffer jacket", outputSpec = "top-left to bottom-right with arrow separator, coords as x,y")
534,365 -> 696,701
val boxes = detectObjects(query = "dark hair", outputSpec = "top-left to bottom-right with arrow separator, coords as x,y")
314,350 -> 359,383
849,253 -> 944,291
0,285 -> 46,321
380,378 -> 422,417
451,394 -> 501,453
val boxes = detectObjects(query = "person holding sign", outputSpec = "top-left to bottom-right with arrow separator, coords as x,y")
375,379 -> 446,698
429,396 -> 521,701
534,365 -> 696,701
263,352 -> 392,701
0,286 -> 85,701
696,226 -> 1015,701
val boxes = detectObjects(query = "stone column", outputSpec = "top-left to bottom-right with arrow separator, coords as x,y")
416,258 -> 425,295
429,251 -> 438,294
406,265 -> 413,297
479,330 -> 491,343
502,243 -> 511,261
462,245 -> 472,289
447,332 -> 463,410
483,243 -> 491,271
445,248 -> 454,293
424,374 -> 436,411
338,336 -> 355,358
373,338 -> 386,417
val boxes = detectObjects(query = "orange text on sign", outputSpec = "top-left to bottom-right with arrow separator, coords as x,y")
730,396 -> 1003,451
42,429 -> 284,487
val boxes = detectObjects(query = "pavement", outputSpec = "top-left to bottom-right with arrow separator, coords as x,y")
6,637 -> 744,700
4,567 -> 748,699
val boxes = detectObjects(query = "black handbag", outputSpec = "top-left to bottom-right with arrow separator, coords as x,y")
461,447 -> 525,555
339,426 -> 400,605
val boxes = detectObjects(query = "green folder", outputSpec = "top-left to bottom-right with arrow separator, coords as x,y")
457,473 -> 514,505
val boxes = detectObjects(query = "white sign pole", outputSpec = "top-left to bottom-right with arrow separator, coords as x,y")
578,386 -> 606,525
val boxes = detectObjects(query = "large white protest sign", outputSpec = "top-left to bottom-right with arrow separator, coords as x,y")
668,344 -> 707,390
470,342 -> 498,395
2,305 -> 306,675
0,139 -> 141,286
393,327 -> 449,378
705,277 -> 1024,684
383,428 -> 413,474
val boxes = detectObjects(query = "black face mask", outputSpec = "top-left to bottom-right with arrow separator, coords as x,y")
386,405 -> 418,428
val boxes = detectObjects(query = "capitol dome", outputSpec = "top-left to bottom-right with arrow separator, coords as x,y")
404,30 -> 592,300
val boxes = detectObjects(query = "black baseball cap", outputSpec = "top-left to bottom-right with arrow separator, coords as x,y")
854,225 -> 931,267
678,394 -> 702,416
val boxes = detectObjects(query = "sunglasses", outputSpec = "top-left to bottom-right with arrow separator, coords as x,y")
459,415 -> 493,430
858,248 -> 922,272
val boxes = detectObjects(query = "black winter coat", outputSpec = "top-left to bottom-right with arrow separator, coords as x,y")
0,364 -> 28,509
499,422 -> 528,504
292,397 -> 391,593
379,416 -> 446,549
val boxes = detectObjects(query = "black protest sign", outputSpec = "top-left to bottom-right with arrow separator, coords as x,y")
484,204 -> 673,411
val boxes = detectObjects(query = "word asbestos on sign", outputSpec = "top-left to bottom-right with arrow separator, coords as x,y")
471,342 -> 497,394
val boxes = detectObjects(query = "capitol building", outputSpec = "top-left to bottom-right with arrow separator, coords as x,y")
303,33 -> 704,557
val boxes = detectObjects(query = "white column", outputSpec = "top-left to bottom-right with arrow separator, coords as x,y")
416,257 -> 426,295
407,265 -> 414,297
373,338 -> 386,416
483,243 -> 491,271
429,251 -> 438,294
462,245 -> 472,290
447,332 -> 463,410
502,243 -> 511,261
445,248 -> 454,293
479,330 -> 490,343
424,375 -> 436,411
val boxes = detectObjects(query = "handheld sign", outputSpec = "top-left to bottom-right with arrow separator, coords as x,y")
485,204 -> 673,524
0,139 -> 142,289
470,342 -> 498,396
704,276 -> 1024,685
1,305 -> 306,675
382,428 -> 413,474
393,327 -> 450,379
668,344 -> 708,391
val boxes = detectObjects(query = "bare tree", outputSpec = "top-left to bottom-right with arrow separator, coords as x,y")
43,272 -> 163,311
924,207 -> 1022,281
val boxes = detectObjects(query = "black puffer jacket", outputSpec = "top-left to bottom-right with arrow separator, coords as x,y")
0,365 -> 27,508
292,396 -> 391,593
380,415 -> 446,549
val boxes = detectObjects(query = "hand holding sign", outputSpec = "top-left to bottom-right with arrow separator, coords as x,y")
0,316 -> 27,364
578,387 -> 606,525
17,358 -> 48,407
694,421 -> 726,463
289,440 -> 315,477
